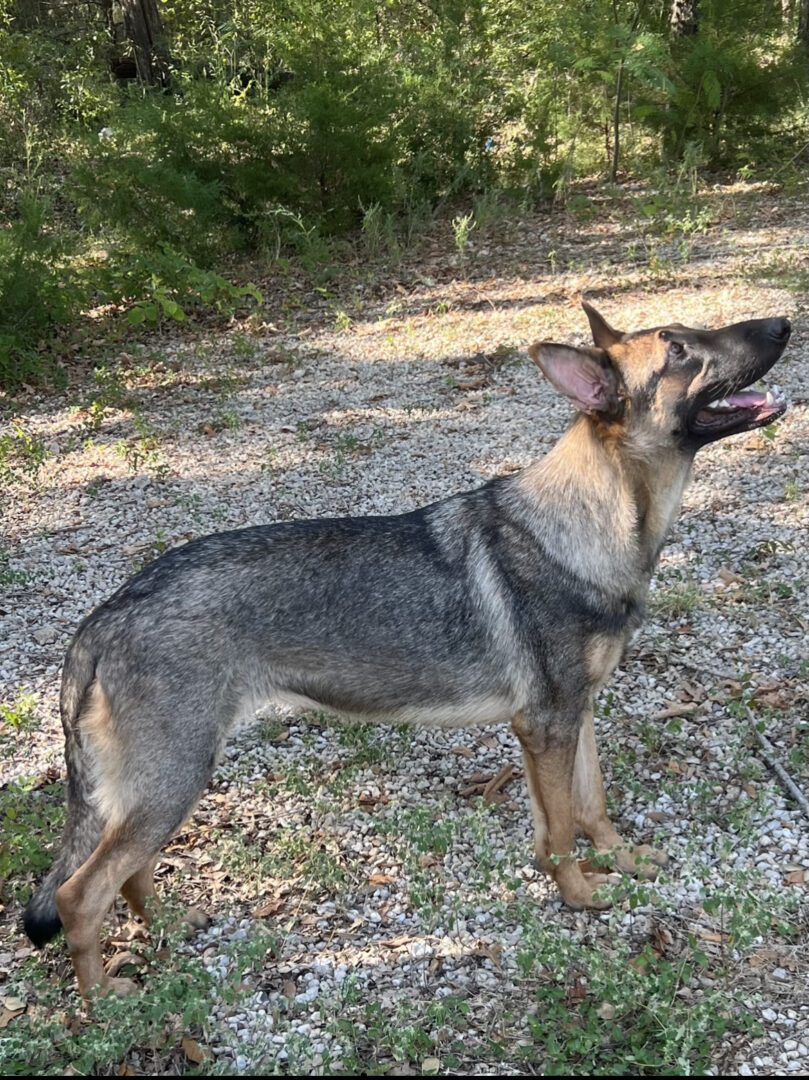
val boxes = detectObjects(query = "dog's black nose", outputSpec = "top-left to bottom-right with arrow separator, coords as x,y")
768,318 -> 791,342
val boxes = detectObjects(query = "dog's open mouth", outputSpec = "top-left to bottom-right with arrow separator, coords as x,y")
690,385 -> 788,437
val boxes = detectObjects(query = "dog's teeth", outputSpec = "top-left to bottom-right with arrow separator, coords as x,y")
765,390 -> 775,405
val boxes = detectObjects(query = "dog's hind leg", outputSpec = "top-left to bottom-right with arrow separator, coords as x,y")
513,710 -> 611,911
573,709 -> 667,879
122,856 -> 210,934
56,828 -> 156,997
120,856 -> 159,923
58,789 -> 213,998
56,697 -> 221,996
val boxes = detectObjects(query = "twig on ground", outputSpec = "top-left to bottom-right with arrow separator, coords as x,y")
746,706 -> 809,819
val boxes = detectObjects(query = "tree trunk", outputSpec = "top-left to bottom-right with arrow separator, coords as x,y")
120,0 -> 171,88
13,0 -> 44,29
100,0 -> 116,44
610,59 -> 625,182
799,0 -> 809,50
670,0 -> 699,36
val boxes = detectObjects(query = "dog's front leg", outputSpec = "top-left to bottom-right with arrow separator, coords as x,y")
512,710 -> 610,910
573,708 -> 667,879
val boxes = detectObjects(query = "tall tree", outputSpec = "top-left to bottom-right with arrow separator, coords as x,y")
670,0 -> 699,36
799,0 -> 809,50
120,0 -> 171,87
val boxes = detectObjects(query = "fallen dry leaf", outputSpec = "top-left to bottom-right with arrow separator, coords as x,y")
253,898 -> 285,918
106,951 -> 143,977
0,1008 -> 22,1030
718,567 -> 744,585
698,930 -> 728,944
472,940 -> 503,968
749,949 -> 781,968
483,764 -> 518,803
181,1037 -> 209,1064
380,935 -> 416,949
653,702 -> 698,721
0,997 -> 26,1013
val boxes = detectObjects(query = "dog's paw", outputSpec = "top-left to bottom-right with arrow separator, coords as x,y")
615,844 -> 668,880
556,866 -> 613,911
91,975 -> 140,998
184,906 -> 211,933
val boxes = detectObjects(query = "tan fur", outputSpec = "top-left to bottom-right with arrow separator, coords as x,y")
513,711 -> 611,910
609,333 -> 668,390
586,634 -> 626,690
56,827 -> 149,997
572,711 -> 666,879
516,419 -> 641,593
80,681 -> 134,831
516,415 -> 692,593
522,324 -> 699,588
573,709 -> 621,847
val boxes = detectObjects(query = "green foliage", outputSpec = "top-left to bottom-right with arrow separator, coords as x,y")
0,188 -> 80,387
0,0 -> 805,388
0,775 -> 65,900
0,916 -> 277,1075
0,420 -> 50,486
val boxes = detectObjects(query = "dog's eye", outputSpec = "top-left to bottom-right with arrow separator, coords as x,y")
667,340 -> 685,359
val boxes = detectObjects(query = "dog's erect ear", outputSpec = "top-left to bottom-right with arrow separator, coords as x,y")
528,342 -> 623,415
582,300 -> 623,349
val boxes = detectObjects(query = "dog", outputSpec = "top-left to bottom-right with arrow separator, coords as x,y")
23,301 -> 791,996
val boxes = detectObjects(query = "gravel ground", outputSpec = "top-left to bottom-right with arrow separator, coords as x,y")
1,182 -> 808,1074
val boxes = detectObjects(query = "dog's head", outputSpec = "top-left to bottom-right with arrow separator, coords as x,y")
529,301 -> 790,451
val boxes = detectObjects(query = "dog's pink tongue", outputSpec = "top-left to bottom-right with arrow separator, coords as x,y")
727,390 -> 766,408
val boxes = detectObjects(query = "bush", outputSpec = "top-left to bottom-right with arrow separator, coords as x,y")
0,189 -> 84,387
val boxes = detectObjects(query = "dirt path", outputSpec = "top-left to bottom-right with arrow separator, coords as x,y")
1,181 -> 808,1075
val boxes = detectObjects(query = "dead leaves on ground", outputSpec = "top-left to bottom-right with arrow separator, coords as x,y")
458,763 -> 520,805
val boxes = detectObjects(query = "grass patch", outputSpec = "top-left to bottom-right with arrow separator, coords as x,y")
0,422 -> 50,487
650,577 -> 702,618
0,775 -> 64,905
0,911 -> 277,1076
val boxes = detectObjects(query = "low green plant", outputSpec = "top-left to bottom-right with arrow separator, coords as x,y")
0,422 -> 50,486
0,775 -> 64,900
651,578 -> 702,617
0,913 -> 277,1075
0,188 -> 82,389
114,412 -> 169,480
120,249 -> 262,328
0,546 -> 32,587
360,200 -> 400,260
451,212 -> 476,276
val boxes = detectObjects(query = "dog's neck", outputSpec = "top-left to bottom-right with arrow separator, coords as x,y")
514,415 -> 694,596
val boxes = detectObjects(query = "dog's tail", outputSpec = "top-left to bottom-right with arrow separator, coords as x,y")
23,639 -> 104,947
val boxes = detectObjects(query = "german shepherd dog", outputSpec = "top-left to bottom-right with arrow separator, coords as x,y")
24,302 -> 791,996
